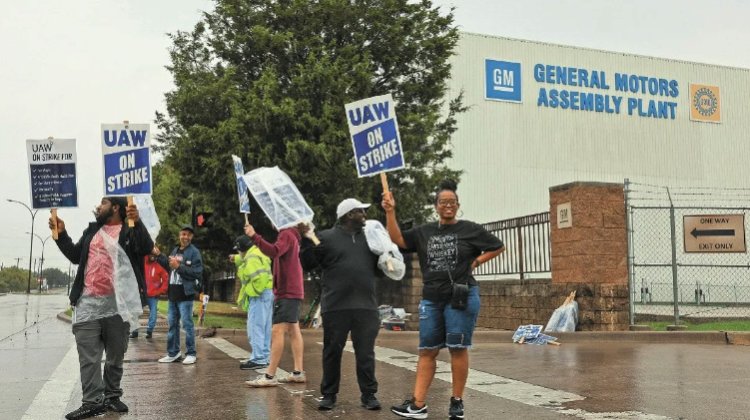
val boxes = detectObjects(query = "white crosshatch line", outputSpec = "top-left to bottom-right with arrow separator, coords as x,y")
25,337 -> 670,419
338,342 -> 671,420
22,343 -> 79,420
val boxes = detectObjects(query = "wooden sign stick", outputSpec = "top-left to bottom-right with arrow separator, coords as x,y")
51,208 -> 59,240
379,172 -> 394,271
380,172 -> 389,193
244,213 -> 249,225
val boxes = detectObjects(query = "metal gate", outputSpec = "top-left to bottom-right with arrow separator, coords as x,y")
626,180 -> 750,324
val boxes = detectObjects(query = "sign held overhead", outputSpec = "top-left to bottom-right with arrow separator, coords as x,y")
26,138 -> 78,209
345,94 -> 405,178
101,123 -> 152,195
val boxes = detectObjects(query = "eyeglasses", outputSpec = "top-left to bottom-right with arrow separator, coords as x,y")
437,199 -> 458,207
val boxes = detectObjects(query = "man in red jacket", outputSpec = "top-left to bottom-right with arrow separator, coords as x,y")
134,247 -> 168,339
243,223 -> 306,387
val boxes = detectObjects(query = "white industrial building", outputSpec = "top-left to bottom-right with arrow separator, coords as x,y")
446,32 -> 750,223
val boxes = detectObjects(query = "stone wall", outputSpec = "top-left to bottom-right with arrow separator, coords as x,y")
477,279 -> 630,331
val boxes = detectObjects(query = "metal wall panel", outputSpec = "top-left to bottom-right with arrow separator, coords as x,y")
446,33 -> 750,223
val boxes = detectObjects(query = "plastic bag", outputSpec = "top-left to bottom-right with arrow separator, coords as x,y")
74,229 -> 143,326
364,220 -> 405,280
544,291 -> 578,333
105,230 -> 144,326
133,195 -> 161,241
241,167 -> 315,230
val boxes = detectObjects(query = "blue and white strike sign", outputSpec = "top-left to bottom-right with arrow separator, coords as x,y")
26,138 -> 78,209
345,94 -> 405,177
231,154 -> 251,213
101,123 -> 151,195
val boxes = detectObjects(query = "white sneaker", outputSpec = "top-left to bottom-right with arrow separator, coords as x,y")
278,372 -> 306,383
245,374 -> 279,387
182,355 -> 197,365
158,353 -> 182,363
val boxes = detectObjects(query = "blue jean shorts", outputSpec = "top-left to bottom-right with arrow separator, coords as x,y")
418,286 -> 480,350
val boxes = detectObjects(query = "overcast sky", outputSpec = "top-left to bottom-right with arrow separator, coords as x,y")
1,0 -> 749,272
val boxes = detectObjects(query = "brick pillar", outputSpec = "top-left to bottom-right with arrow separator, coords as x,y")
549,182 -> 630,330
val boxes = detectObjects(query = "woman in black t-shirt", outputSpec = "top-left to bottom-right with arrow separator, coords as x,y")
383,180 -> 504,420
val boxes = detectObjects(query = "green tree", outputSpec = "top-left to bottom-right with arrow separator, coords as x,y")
41,267 -> 69,288
154,0 -> 463,265
0,267 -> 28,293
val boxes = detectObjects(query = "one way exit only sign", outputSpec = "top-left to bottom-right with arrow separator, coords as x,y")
683,214 -> 746,253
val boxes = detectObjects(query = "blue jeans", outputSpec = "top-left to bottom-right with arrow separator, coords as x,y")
167,299 -> 195,357
146,297 -> 159,332
418,286 -> 480,350
247,289 -> 273,363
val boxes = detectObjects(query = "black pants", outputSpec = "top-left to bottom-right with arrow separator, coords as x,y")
320,309 -> 380,396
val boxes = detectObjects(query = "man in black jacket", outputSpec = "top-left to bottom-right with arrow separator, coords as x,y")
51,196 -> 153,420
300,198 -> 382,411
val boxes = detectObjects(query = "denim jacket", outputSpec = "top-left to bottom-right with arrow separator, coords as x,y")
157,243 -> 203,296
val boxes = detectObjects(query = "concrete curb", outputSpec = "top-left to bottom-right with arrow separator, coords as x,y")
56,312 -> 750,345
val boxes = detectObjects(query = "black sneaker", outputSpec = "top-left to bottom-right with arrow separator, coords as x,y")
129,330 -> 138,339
105,397 -> 129,413
318,394 -> 336,410
360,393 -> 381,410
391,398 -> 427,419
65,402 -> 106,420
449,397 -> 464,419
145,330 -> 152,339
239,360 -> 269,370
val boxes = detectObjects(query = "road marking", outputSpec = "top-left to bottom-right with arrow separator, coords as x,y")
204,337 -> 290,377
339,342 -> 671,420
204,337 -> 252,359
22,343 -> 79,420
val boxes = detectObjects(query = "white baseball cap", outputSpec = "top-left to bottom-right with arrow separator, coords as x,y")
336,198 -> 371,219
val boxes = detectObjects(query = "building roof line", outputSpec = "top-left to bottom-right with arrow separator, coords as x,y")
460,31 -> 750,73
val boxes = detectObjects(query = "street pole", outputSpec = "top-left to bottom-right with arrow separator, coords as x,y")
67,263 -> 72,295
7,199 -> 38,294
27,232 -> 50,293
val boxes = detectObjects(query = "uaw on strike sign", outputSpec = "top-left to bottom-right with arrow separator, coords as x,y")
345,94 -> 405,177
26,138 -> 78,208
101,123 -> 151,195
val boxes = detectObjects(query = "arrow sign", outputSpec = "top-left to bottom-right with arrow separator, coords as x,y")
683,214 -> 746,253
691,228 -> 735,238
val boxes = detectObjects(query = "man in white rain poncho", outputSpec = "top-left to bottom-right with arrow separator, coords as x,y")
50,196 -> 153,420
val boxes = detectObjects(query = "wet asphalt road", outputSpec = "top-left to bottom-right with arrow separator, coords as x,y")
3,292 -> 750,420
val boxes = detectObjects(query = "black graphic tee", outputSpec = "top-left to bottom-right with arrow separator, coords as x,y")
402,220 -> 503,302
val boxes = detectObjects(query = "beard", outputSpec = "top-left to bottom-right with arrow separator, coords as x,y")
95,206 -> 114,225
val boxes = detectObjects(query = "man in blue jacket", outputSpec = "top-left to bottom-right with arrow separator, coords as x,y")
157,224 -> 203,365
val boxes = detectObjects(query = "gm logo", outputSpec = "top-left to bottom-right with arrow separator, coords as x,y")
485,59 -> 521,103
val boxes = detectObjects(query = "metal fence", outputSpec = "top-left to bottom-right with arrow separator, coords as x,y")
626,180 -> 750,323
478,212 -> 551,279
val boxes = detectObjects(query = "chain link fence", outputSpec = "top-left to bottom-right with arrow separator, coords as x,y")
627,180 -> 750,324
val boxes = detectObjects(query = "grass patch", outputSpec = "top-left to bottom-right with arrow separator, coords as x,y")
156,299 -> 247,330
645,320 -> 750,331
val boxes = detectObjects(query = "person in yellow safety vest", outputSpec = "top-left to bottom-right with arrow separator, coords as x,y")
231,235 -> 274,370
